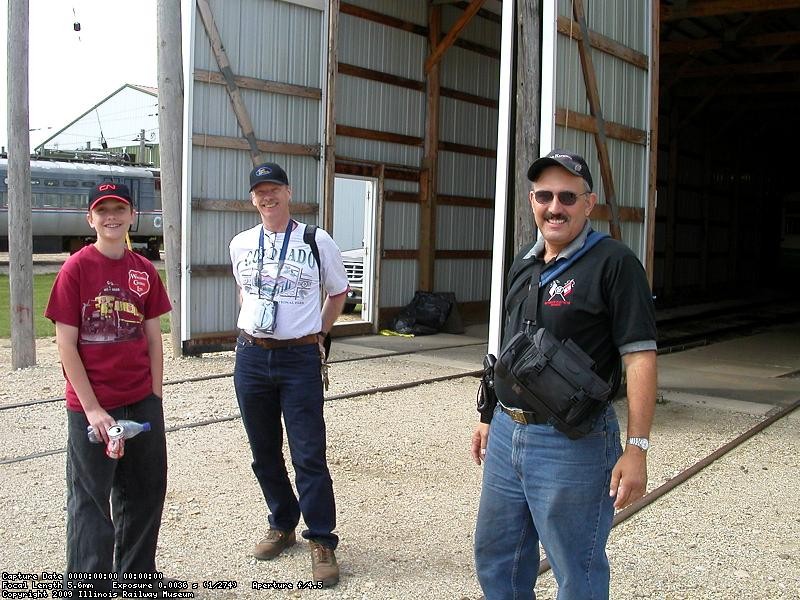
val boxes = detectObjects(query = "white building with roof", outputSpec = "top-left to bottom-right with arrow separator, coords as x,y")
34,84 -> 159,164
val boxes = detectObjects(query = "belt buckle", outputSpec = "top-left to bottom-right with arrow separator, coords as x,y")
509,409 -> 528,425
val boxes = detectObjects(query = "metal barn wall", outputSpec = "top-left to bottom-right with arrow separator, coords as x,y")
335,0 -> 426,308
544,0 -> 653,262
336,0 -> 500,310
183,0 -> 326,341
434,4 -> 499,306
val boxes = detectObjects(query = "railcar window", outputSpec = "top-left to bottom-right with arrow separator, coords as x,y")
44,179 -> 58,187
33,193 -> 61,208
81,181 -> 95,187
63,180 -> 79,187
62,194 -> 88,209
0,192 -> 6,207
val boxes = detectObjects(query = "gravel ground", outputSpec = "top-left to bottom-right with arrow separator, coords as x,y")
1,336 -> 798,599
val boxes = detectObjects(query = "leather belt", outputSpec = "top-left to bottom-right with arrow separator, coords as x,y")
500,404 -> 549,425
239,331 -> 318,350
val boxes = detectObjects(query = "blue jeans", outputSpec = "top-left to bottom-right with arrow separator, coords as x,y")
65,393 -> 167,592
234,336 -> 338,548
474,405 -> 622,600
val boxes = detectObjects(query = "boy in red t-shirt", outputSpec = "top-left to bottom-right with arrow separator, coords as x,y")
45,182 -> 172,592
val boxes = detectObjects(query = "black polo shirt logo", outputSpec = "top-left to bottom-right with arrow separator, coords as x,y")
544,278 -> 575,307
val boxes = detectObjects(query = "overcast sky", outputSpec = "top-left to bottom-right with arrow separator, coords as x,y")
1,0 -> 158,151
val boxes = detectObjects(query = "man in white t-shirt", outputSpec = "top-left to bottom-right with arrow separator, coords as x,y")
230,162 -> 348,587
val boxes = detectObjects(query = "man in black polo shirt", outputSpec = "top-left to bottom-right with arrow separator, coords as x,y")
471,150 -> 657,600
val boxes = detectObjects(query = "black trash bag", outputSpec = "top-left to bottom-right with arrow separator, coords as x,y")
390,291 -> 453,335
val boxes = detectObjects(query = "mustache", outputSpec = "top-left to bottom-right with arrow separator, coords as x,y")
544,211 -> 568,220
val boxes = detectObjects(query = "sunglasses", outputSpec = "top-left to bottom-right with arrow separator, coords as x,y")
532,190 -> 590,206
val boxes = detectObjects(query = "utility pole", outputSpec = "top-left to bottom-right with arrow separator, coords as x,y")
138,128 -> 146,164
514,0 -> 541,253
156,0 -> 184,357
7,0 -> 36,369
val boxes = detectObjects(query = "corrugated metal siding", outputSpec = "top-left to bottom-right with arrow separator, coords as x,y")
186,0 -> 325,341
551,0 -> 651,262
380,260 -> 419,307
343,0 -> 427,26
335,2 -> 500,311
434,259 -> 492,303
437,205 -> 493,250
437,151 -> 495,199
336,74 -> 425,139
189,276 -> 240,334
383,202 -> 419,250
438,96 -> 497,156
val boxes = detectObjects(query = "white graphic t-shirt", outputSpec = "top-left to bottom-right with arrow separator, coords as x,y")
229,222 -> 349,339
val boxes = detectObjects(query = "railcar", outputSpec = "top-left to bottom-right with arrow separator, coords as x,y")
0,158 -> 162,257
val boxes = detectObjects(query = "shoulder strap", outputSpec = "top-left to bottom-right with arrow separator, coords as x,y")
303,225 -> 321,277
539,230 -> 609,287
523,230 -> 610,326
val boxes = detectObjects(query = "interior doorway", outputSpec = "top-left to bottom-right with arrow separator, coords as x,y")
332,175 -> 377,325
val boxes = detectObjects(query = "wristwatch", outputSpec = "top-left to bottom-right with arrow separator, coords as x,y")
627,437 -> 650,451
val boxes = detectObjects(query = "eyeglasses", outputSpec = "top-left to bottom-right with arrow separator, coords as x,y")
532,190 -> 590,206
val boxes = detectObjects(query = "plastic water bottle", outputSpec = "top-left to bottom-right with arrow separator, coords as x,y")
87,420 -> 151,443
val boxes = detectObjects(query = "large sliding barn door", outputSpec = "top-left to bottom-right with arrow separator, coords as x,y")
540,0 -> 657,270
181,0 -> 328,351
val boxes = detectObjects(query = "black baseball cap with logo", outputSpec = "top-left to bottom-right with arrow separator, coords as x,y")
249,162 -> 290,191
527,149 -> 594,191
89,182 -> 133,211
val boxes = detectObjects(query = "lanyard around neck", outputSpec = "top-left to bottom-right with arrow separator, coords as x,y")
256,220 -> 293,300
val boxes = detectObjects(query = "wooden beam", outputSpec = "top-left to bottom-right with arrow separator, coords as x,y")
438,140 -> 496,158
384,191 -> 420,203
572,0 -> 622,240
515,0 -> 542,254
590,204 -> 645,223
194,69 -> 321,99
661,30 -> 800,55
195,0 -> 261,164
662,0 -> 800,21
556,109 -> 647,146
435,250 -> 493,259
441,87 -> 498,108
338,62 -> 498,107
336,124 -> 423,147
338,62 -> 425,92
383,249 -> 419,260
192,133 -> 319,157
437,194 -> 493,208
420,4 -> 442,292
557,16 -> 648,70
335,158 -> 421,181
453,0 -> 502,24
340,2 -> 499,60
324,0 -> 340,234
340,2 -> 427,36
425,0 -> 487,74
192,198 -> 318,214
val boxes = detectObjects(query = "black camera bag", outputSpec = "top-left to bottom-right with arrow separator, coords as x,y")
494,328 -> 611,439
493,231 -> 611,439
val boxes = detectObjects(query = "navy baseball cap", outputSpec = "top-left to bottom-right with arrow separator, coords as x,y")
249,162 -> 289,190
89,182 -> 133,211
527,150 -> 593,191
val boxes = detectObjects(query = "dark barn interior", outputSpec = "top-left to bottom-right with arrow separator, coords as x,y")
655,2 -> 800,307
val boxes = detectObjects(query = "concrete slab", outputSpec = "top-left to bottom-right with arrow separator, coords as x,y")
658,324 -> 800,409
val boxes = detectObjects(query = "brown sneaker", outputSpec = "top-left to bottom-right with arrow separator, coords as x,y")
309,541 -> 340,587
253,529 -> 296,560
